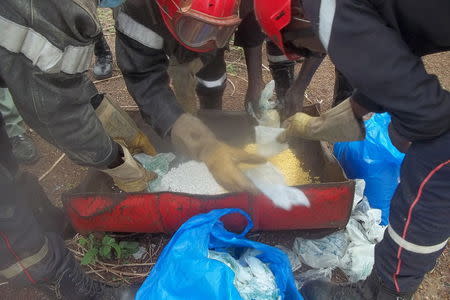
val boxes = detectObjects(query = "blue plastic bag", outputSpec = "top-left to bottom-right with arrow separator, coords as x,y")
136,208 -> 302,300
334,113 -> 405,225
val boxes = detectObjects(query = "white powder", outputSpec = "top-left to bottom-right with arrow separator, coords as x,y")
158,160 -> 227,195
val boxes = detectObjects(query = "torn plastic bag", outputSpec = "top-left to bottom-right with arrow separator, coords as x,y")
293,197 -> 386,282
136,208 -> 302,300
295,268 -> 333,289
334,113 -> 405,225
134,152 -> 176,191
244,163 -> 310,210
209,249 -> 280,300
294,232 -> 349,269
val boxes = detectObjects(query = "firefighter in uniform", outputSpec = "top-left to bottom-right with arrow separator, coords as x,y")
254,0 -> 450,299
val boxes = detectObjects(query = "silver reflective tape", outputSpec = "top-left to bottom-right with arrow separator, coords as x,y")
267,54 -> 289,63
196,73 -> 227,88
318,0 -> 336,51
0,237 -> 49,279
116,11 -> 164,50
0,15 -> 93,74
388,226 -> 448,255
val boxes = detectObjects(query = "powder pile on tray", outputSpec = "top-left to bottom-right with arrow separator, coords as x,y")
158,160 -> 227,195
243,144 -> 314,186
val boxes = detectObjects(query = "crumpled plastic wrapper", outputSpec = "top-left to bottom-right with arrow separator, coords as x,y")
244,163 -> 310,210
209,249 -> 280,300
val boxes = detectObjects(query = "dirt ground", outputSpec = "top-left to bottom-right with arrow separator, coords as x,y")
1,8 -> 449,300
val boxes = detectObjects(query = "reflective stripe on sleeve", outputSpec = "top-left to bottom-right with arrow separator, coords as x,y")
196,73 -> 227,88
0,237 -> 49,280
116,11 -> 164,50
0,15 -> 93,74
388,225 -> 448,255
318,0 -> 336,51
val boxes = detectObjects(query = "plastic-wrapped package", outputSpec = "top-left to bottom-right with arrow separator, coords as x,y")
244,163 -> 310,210
210,249 -> 281,300
294,232 -> 349,270
134,153 -> 176,191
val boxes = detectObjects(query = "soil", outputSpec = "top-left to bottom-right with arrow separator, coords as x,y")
1,8 -> 449,300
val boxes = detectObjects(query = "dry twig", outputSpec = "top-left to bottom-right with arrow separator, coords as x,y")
227,78 -> 236,96
93,74 -> 123,84
39,153 -> 66,182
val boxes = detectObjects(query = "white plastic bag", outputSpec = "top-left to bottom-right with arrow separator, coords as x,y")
293,180 -> 386,282
294,232 -> 349,269
255,126 -> 288,157
209,249 -> 280,300
244,163 -> 310,210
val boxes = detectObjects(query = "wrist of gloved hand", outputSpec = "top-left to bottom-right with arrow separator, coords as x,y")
171,114 -> 266,193
95,96 -> 157,156
278,98 -> 366,143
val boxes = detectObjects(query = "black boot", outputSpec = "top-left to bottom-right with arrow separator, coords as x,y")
269,60 -> 295,103
50,256 -> 137,300
93,34 -> 113,80
301,270 -> 414,300
10,134 -> 39,164
196,83 -> 225,110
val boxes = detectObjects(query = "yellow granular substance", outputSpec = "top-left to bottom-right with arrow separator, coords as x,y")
242,144 -> 314,186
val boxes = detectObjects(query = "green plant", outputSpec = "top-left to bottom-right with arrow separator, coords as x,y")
78,234 -> 140,265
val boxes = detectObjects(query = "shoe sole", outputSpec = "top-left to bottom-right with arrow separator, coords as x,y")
93,71 -> 113,81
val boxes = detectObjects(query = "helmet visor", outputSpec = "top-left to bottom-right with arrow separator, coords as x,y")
176,16 -> 239,49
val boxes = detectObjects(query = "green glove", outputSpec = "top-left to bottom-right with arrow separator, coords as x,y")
278,98 -> 366,143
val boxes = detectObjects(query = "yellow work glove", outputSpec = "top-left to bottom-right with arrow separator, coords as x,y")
96,96 -> 157,156
171,114 -> 266,194
101,143 -> 157,192
278,98 -> 366,143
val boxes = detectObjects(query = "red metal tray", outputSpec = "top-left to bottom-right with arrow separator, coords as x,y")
63,108 -> 355,233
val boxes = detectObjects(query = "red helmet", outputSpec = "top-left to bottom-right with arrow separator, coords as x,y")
254,0 -> 302,60
156,0 -> 241,52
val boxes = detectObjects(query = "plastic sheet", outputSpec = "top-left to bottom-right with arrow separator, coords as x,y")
334,113 -> 405,224
134,152 -> 176,191
293,181 -> 386,282
295,268 -> 333,289
209,249 -> 280,300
